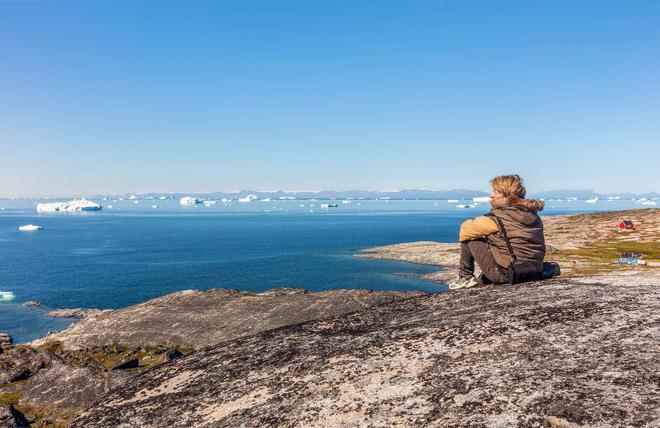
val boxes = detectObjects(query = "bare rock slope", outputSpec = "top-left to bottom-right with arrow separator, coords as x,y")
74,271 -> 659,427
32,288 -> 418,351
1,288 -> 417,426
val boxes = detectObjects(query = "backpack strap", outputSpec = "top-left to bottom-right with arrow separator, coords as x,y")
485,212 -> 518,263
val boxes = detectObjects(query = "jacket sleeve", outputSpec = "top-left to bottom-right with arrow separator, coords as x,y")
459,216 -> 499,242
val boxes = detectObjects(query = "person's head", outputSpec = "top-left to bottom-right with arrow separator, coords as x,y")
489,174 -> 544,211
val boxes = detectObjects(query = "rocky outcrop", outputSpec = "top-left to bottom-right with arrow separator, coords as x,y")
22,301 -> 40,308
0,347 -> 51,385
33,288 -> 419,351
0,333 -> 12,352
73,271 -> 660,427
46,308 -> 113,318
2,288 -> 417,425
0,405 -> 29,428
0,346 -> 117,425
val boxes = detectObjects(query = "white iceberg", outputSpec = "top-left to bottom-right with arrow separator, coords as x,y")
472,196 -> 491,203
180,197 -> 202,205
238,195 -> 258,203
19,224 -> 42,231
37,199 -> 102,213
585,197 -> 598,204
0,291 -> 15,301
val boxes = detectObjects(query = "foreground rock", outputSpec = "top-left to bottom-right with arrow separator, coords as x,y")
1,288 -> 417,425
73,271 -> 660,427
0,405 -> 29,427
46,308 -> 113,318
0,347 -> 51,385
0,333 -> 12,352
33,288 -> 418,351
0,346 -> 127,425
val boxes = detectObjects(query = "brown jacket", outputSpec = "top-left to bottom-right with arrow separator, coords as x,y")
459,205 -> 546,271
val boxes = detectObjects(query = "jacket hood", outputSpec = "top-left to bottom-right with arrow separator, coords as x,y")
491,196 -> 544,213
493,206 -> 540,226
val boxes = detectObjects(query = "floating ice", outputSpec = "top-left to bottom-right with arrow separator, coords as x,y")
19,224 -> 42,231
180,197 -> 202,205
37,199 -> 102,213
0,291 -> 15,301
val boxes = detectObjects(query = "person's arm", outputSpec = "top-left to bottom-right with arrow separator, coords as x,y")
459,216 -> 499,242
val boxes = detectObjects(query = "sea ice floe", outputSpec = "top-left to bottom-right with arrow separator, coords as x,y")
19,224 -> 42,231
0,291 -> 15,301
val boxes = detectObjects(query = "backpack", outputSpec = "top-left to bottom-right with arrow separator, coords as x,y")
486,213 -> 560,284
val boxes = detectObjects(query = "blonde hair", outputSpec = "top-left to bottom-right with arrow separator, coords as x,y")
490,174 -> 544,211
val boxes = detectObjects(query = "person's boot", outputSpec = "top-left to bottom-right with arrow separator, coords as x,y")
447,275 -> 479,290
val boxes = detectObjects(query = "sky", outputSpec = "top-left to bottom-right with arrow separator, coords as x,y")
1,1 -> 659,197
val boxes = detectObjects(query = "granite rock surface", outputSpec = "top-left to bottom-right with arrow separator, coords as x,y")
73,271 -> 660,427
33,288 -> 419,351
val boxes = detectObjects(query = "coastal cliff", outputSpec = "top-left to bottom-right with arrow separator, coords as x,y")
0,209 -> 657,427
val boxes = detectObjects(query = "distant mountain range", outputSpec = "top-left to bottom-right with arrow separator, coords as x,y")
529,190 -> 660,200
84,189 -> 659,201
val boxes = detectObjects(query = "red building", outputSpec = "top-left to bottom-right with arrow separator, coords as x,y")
618,220 -> 634,230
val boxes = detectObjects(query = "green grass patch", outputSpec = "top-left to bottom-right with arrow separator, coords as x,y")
567,240 -> 659,261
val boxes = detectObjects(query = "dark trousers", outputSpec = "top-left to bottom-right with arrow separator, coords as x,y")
459,238 -> 508,284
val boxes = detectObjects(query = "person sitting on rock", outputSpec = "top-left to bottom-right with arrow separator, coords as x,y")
448,174 -> 546,290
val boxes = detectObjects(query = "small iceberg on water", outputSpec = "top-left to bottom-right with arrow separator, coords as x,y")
37,199 -> 102,213
0,291 -> 15,301
180,197 -> 202,206
19,224 -> 42,231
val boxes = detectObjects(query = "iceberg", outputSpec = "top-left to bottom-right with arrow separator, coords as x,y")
0,291 -> 15,301
585,197 -> 598,204
472,196 -> 491,203
180,197 -> 202,205
19,224 -> 42,231
238,195 -> 258,203
37,199 -> 102,213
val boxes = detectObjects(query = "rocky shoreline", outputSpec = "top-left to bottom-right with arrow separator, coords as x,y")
0,208 -> 657,427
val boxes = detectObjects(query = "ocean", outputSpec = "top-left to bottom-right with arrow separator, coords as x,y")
0,197 -> 646,343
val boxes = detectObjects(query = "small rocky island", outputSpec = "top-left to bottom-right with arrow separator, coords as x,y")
1,209 -> 658,427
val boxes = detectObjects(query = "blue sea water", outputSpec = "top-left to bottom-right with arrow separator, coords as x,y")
0,198 -> 645,343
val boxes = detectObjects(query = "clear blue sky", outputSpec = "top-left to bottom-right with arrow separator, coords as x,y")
1,1 -> 659,197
